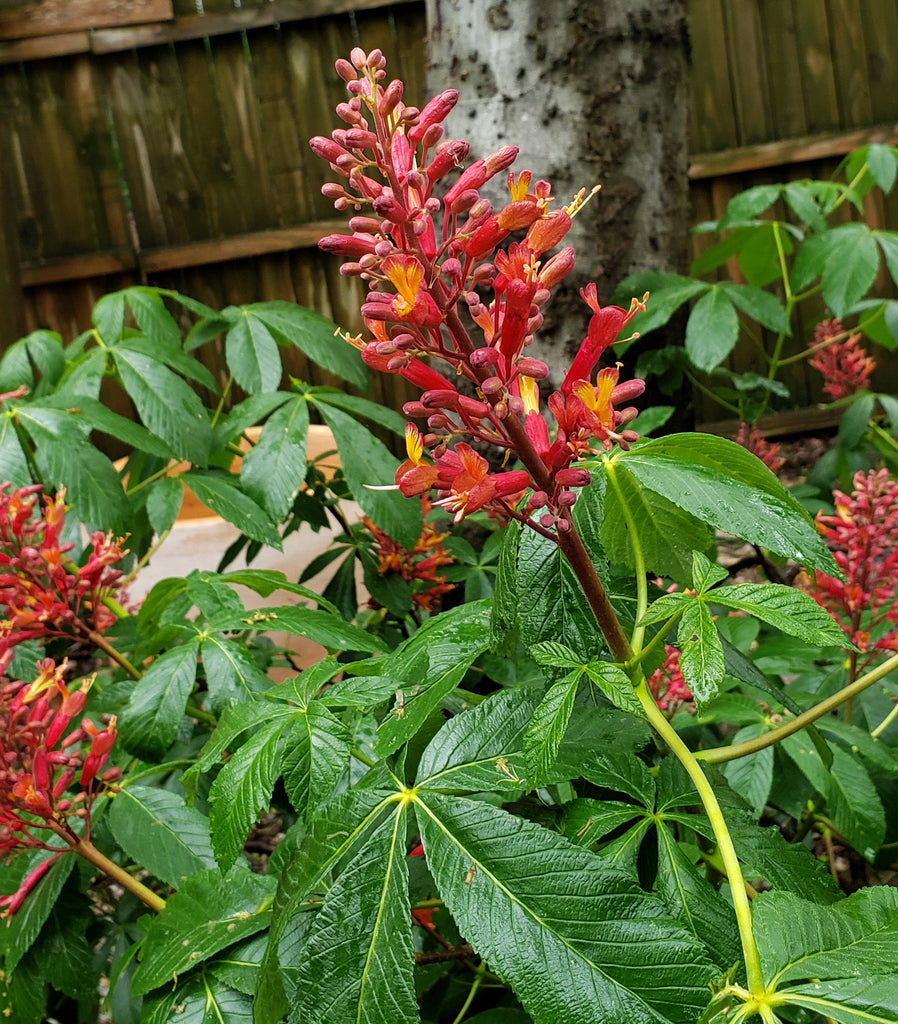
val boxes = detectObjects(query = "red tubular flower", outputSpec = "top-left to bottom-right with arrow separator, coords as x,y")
734,422 -> 784,475
0,658 -> 118,916
809,469 -> 898,660
312,51 -> 650,532
0,485 -> 128,657
809,318 -> 876,401
647,646 -> 694,715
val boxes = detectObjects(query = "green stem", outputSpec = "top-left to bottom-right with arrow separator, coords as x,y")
86,629 -> 142,680
872,696 -> 898,739
635,681 -> 765,995
685,371 -> 741,416
47,821 -> 165,913
626,612 -> 682,670
697,649 -> 898,764
450,964 -> 485,1024
604,462 -> 648,655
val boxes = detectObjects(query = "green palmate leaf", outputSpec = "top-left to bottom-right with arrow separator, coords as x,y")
32,894 -> 94,1001
690,550 -> 728,594
718,183 -> 782,227
225,604 -> 388,654
255,767 -> 399,1022
597,468 -> 714,584
210,933 -> 267,995
281,703 -> 351,820
184,703 -> 294,800
417,689 -> 535,793
783,182 -> 827,232
225,311 -> 283,394
143,973 -> 254,1024
208,717 -> 292,868
709,582 -> 848,647
0,330 -> 65,393
123,334 -> 221,394
783,976 -> 898,1024
291,807 -> 417,1024
182,471 -> 282,549
611,434 -> 840,574
685,287 -> 739,372
877,230 -> 898,288
92,290 -> 125,345
753,887 -> 898,987
108,785 -> 216,888
375,601 -> 492,756
200,634 -> 270,710
584,661 -> 644,716
249,301 -> 368,390
131,868 -> 274,996
721,726 -> 774,816
718,282 -> 790,334
415,793 -> 716,1024
781,738 -> 886,859
727,822 -> 841,903
308,388 -> 407,435
216,568 -> 339,612
145,475 -> 184,536
654,827 -> 740,971
2,852 -> 74,972
315,401 -> 422,549
0,414 -> 30,486
241,395 -> 309,519
1,952 -> 46,1024
122,286 -> 182,348
523,672 -> 582,785
516,526 -> 602,657
119,640 -> 201,760
561,798 -> 644,847
677,600 -> 725,707
17,406 -> 129,533
821,224 -> 880,318
112,347 -> 213,465
584,750 -> 656,806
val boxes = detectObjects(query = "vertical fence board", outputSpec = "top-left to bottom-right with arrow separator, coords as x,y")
759,0 -> 807,140
687,0 -> 737,153
827,0 -> 874,128
722,0 -> 771,146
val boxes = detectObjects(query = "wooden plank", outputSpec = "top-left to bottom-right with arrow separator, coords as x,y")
686,0 -> 738,154
759,0 -> 807,140
206,32 -> 274,235
793,0 -> 839,133
860,0 -> 898,123
0,158 -> 27,347
18,219 -> 346,285
698,406 -> 846,439
0,0 -> 173,40
91,0 -> 421,53
722,0 -> 771,146
0,32 -> 89,66
827,0 -> 873,128
688,122 -> 898,178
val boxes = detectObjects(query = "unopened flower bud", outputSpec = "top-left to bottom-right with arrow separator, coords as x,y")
421,124 -> 445,149
557,490 -> 577,507
441,257 -> 462,280
556,467 -> 592,488
335,58 -> 356,83
516,357 -> 550,380
344,128 -> 379,149
403,401 -> 430,418
507,396 -> 524,415
379,79 -> 404,116
530,491 -> 550,509
480,376 -> 505,397
469,347 -> 500,367
428,414 -> 453,429
540,513 -> 555,528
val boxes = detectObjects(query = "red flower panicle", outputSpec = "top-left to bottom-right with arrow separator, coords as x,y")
647,645 -> 694,716
809,318 -> 876,402
734,422 -> 785,476
0,656 -> 120,917
0,484 -> 127,656
810,468 -> 898,660
363,496 -> 456,613
312,49 -> 649,531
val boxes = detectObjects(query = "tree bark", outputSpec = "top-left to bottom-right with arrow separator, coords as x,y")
425,0 -> 691,384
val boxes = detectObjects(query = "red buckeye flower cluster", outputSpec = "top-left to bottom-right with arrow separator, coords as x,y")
646,645 -> 694,716
809,317 -> 876,402
362,496 -> 456,613
811,468 -> 898,663
311,48 -> 648,533
0,483 -> 127,656
0,654 -> 120,917
734,422 -> 785,476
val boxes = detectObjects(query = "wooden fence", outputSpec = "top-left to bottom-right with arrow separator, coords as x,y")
1,0 -> 897,424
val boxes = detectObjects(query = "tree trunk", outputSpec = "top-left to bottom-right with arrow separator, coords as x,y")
425,0 -> 691,384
